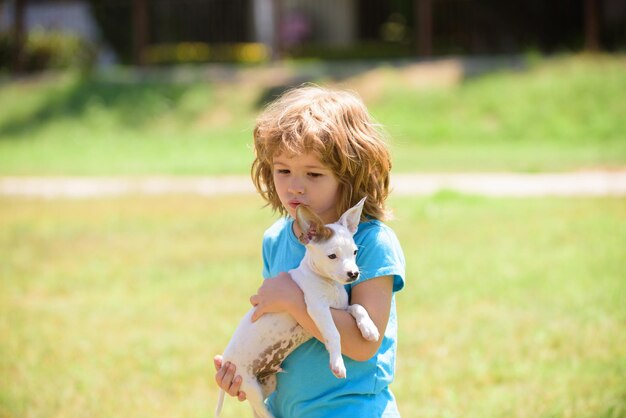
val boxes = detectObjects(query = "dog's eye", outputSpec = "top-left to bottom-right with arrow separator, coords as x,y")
354,249 -> 358,255
328,254 -> 337,260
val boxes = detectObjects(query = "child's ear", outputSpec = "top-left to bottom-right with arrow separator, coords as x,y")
296,205 -> 332,244
338,197 -> 366,235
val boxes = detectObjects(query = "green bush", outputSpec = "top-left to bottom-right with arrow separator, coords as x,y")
285,41 -> 413,60
0,32 -> 14,71
144,42 -> 270,65
0,30 -> 97,73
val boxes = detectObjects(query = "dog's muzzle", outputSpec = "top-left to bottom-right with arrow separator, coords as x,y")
346,271 -> 360,282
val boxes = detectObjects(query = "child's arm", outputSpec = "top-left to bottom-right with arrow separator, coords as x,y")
250,272 -> 393,362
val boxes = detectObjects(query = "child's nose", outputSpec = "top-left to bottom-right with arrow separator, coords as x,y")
288,179 -> 305,195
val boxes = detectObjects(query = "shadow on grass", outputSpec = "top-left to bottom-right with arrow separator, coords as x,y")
1,56 -> 530,137
253,55 -> 528,108
0,76 -> 203,139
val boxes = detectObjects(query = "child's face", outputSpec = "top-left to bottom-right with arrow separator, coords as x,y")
272,152 -> 340,225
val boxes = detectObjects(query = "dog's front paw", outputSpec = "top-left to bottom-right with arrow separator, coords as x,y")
330,358 -> 346,379
358,320 -> 380,342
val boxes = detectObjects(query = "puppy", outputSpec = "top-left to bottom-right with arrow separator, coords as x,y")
215,197 -> 379,418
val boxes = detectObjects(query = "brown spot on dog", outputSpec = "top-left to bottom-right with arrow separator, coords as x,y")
299,225 -> 334,245
251,339 -> 293,381
296,205 -> 334,244
249,327 -> 311,382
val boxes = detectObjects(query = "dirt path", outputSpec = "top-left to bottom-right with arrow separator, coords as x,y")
1,171 -> 625,198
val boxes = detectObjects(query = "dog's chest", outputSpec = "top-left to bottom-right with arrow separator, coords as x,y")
291,269 -> 349,310
324,282 -> 349,309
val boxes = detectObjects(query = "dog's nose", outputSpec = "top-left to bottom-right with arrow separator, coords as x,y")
347,271 -> 359,281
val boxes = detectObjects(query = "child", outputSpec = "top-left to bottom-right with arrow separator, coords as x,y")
214,85 -> 405,417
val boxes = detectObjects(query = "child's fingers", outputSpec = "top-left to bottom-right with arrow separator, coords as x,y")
214,361 -> 229,387
214,358 -> 246,400
213,355 -> 223,371
225,366 -> 241,397
229,375 -> 243,397
251,305 -> 266,323
238,389 -> 247,402
216,362 -> 241,398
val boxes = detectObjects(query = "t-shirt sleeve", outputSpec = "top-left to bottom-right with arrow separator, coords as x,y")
353,223 -> 406,293
261,232 -> 271,279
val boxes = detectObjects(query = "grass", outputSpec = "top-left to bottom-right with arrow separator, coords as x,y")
1,194 -> 624,418
0,54 -> 625,175
372,55 -> 626,172
1,52 -> 624,418
0,74 -> 256,175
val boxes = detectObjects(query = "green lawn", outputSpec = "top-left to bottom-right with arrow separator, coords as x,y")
1,53 -> 625,418
1,194 -> 624,418
1,54 -> 625,175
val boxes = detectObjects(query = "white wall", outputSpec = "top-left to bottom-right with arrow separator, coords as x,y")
283,0 -> 356,46
0,0 -> 99,41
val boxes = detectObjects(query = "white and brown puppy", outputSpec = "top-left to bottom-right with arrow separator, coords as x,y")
215,197 -> 379,418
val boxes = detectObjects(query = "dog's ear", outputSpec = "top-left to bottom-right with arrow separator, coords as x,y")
338,197 -> 366,235
296,205 -> 332,245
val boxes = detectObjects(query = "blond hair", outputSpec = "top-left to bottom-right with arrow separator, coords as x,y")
251,85 -> 392,221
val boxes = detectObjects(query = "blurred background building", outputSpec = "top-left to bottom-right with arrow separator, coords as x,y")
1,0 -> 625,72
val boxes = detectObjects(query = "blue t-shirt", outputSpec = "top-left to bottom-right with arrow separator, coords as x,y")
261,217 -> 406,418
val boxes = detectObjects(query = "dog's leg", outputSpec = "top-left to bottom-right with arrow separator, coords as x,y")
259,373 -> 277,399
307,304 -> 346,378
347,304 -> 380,342
243,378 -> 274,418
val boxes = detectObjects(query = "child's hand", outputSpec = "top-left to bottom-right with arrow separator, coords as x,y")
250,272 -> 303,322
214,355 -> 246,401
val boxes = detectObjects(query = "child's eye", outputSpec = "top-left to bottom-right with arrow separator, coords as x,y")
328,254 -> 337,259
276,169 -> 290,175
308,172 -> 323,178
